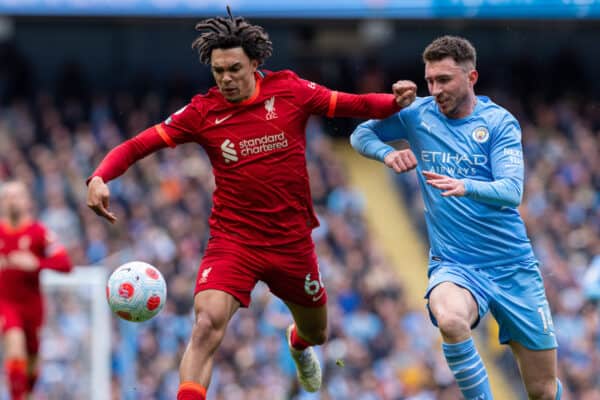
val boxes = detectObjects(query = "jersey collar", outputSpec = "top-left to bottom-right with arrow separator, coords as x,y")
237,71 -> 263,106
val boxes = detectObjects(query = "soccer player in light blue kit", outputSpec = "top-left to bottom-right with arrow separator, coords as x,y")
350,36 -> 561,400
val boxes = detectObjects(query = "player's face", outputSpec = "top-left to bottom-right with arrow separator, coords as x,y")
0,182 -> 31,219
211,47 -> 259,103
425,57 -> 478,118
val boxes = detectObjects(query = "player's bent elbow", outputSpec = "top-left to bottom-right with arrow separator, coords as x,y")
504,195 -> 521,208
503,179 -> 523,208
349,128 -> 369,153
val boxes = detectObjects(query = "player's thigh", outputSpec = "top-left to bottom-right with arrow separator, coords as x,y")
263,238 -> 327,309
193,289 -> 240,330
23,301 -> 44,356
194,236 -> 261,308
0,304 -> 27,358
489,262 -> 557,351
428,281 -> 479,326
509,340 -> 557,394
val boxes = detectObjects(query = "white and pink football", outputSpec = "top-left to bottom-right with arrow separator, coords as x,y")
106,261 -> 167,322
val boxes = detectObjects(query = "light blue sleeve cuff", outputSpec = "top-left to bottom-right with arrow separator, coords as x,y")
378,146 -> 396,163
463,178 -> 474,196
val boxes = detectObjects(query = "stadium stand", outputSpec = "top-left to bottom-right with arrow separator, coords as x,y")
0,25 -> 598,397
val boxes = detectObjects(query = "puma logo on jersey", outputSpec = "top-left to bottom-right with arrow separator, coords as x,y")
421,121 -> 433,133
221,139 -> 238,163
215,114 -> 233,124
265,96 -> 277,120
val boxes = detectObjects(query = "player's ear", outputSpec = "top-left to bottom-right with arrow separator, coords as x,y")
468,69 -> 478,87
250,59 -> 259,72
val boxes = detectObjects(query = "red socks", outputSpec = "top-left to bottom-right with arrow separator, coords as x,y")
177,382 -> 207,400
290,326 -> 313,351
6,358 -> 28,400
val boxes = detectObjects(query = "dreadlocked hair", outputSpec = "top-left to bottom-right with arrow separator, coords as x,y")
192,15 -> 273,65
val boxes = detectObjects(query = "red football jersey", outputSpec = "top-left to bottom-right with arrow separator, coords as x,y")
91,69 -> 400,246
157,70 -> 342,245
0,221 -> 71,302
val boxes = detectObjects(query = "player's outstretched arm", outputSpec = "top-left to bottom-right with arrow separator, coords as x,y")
333,81 -> 417,120
86,126 -> 169,223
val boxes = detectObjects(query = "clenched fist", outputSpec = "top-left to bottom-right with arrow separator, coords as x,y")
384,149 -> 418,173
392,80 -> 417,108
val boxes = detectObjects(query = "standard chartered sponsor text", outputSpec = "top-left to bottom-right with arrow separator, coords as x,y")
239,132 -> 288,156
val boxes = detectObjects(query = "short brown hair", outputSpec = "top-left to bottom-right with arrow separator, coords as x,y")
422,35 -> 476,68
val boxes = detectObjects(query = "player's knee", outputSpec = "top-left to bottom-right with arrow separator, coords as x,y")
435,311 -> 471,340
190,311 -> 224,350
525,379 -> 557,400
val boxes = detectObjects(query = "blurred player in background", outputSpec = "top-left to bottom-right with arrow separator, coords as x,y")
86,9 -> 416,400
351,36 -> 561,400
0,181 -> 73,400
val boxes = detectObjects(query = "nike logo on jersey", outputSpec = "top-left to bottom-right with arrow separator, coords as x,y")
312,291 -> 325,302
215,114 -> 233,124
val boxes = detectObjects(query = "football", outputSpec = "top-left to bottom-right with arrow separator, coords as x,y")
106,261 -> 167,322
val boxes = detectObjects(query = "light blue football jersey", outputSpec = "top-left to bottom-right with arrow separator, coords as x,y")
351,96 -> 536,268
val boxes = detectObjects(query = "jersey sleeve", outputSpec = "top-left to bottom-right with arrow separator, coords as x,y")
288,72 -> 335,115
88,101 -> 205,184
463,113 -> 524,207
288,71 -> 401,119
156,102 -> 204,147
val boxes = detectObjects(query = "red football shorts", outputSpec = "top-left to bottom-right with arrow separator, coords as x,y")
195,235 -> 327,308
0,299 -> 43,354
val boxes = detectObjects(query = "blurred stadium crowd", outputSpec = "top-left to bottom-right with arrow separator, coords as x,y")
0,52 -> 598,399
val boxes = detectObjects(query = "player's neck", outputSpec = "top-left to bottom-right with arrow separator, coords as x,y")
451,93 -> 477,119
2,214 -> 30,229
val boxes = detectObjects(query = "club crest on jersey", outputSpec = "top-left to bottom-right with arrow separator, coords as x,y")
199,267 -> 212,284
264,96 -> 278,120
472,127 -> 489,143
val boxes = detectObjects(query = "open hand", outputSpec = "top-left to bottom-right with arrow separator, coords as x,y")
87,176 -> 117,223
422,170 -> 465,197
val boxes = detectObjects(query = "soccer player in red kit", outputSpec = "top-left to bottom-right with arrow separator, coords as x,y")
0,181 -> 73,400
86,11 -> 416,399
